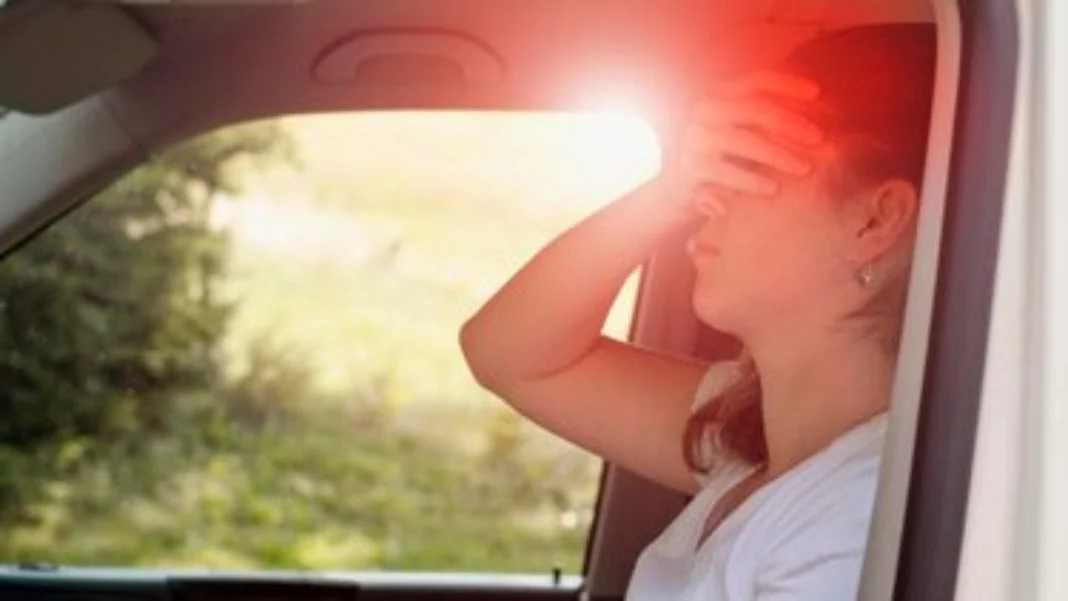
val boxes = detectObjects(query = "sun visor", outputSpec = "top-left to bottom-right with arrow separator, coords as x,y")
0,3 -> 157,114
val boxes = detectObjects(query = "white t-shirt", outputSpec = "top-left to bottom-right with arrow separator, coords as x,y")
625,363 -> 887,601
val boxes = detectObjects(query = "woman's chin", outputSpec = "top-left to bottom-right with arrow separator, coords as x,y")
692,296 -> 738,333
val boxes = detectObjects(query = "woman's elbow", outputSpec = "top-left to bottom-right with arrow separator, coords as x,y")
459,318 -> 508,392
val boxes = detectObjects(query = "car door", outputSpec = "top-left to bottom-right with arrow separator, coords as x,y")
943,1 -> 1068,601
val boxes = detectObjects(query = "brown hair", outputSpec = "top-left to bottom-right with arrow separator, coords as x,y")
683,23 -> 938,474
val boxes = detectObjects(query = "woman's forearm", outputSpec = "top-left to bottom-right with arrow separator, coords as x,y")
460,177 -> 694,388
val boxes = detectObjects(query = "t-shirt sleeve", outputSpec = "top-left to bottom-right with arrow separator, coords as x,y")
755,547 -> 864,601
754,491 -> 873,601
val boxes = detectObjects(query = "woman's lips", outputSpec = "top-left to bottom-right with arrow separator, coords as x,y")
686,237 -> 721,259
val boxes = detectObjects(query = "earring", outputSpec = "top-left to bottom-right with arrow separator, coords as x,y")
856,262 -> 875,288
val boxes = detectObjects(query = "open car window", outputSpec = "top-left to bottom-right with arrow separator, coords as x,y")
0,111 -> 655,574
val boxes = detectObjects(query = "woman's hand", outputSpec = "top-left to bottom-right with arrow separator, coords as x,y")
660,71 -> 826,218
459,73 -> 831,497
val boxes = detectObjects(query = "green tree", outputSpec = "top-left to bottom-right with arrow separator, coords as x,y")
0,122 -> 290,450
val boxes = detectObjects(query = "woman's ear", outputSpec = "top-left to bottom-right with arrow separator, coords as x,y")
847,179 -> 919,262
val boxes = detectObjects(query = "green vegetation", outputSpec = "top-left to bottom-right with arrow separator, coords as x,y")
0,112 -> 654,572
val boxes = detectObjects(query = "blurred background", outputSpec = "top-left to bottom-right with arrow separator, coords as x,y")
0,111 -> 659,574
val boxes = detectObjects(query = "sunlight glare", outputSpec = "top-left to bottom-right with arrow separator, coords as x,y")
567,109 -> 662,202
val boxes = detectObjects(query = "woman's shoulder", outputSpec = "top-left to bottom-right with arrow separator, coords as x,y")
682,434 -> 882,600
679,416 -> 887,598
749,463 -> 880,598
756,413 -> 889,553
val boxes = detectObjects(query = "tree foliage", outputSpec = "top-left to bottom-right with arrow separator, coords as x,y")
0,123 -> 289,449
0,118 -> 600,574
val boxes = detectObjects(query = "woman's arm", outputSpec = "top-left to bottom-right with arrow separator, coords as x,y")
460,72 -> 824,493
460,177 -> 714,493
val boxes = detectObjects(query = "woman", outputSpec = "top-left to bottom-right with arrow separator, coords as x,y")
461,23 -> 936,600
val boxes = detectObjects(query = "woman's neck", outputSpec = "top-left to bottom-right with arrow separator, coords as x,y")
746,326 -> 895,478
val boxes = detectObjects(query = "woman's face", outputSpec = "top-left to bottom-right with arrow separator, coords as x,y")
687,153 -> 855,337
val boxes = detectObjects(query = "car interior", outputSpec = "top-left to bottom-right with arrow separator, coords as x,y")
0,0 -> 1022,600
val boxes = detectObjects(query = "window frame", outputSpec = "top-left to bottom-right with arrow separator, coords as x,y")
888,0 -> 1020,600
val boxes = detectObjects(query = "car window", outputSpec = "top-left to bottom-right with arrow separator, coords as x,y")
0,111 -> 658,573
